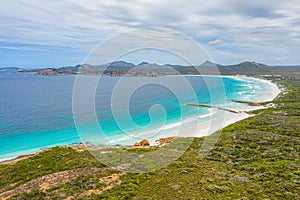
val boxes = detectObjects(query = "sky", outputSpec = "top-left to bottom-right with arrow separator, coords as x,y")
0,0 -> 300,68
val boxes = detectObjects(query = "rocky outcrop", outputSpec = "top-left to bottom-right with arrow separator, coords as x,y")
34,68 -> 75,76
244,111 -> 254,115
231,100 -> 262,106
35,68 -> 58,76
156,136 -> 177,146
272,111 -> 287,115
134,139 -> 150,146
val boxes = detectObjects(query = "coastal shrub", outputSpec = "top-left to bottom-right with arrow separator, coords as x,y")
10,190 -> 48,200
0,147 -> 105,190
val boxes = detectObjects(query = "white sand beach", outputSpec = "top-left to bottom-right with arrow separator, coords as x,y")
231,75 -> 281,102
145,75 -> 282,145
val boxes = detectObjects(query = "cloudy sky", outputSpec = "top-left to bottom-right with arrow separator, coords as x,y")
0,0 -> 300,68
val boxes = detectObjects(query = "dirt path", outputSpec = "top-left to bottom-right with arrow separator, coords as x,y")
78,173 -> 123,198
0,168 -> 111,200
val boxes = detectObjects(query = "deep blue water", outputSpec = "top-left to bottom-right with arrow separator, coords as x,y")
0,73 -> 267,160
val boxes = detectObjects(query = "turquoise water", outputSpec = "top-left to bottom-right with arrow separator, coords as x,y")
0,74 -> 268,161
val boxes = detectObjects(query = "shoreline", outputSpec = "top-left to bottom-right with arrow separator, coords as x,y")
180,74 -> 281,103
138,75 -> 281,142
0,75 -> 282,164
229,75 -> 281,102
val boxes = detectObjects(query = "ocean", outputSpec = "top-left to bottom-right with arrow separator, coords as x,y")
0,73 -> 269,161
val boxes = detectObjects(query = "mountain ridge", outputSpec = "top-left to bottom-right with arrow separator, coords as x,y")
1,61 -> 299,76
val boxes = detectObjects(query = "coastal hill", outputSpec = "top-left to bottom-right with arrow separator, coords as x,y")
0,73 -> 299,199
2,61 -> 300,76
0,65 -> 299,199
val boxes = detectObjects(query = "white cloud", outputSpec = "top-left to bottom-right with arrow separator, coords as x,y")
275,56 -> 288,61
0,0 -> 299,65
208,39 -> 223,46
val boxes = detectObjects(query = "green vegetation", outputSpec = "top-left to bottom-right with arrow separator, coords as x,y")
0,147 -> 105,191
0,76 -> 299,199
11,172 -> 116,200
100,78 -> 299,199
